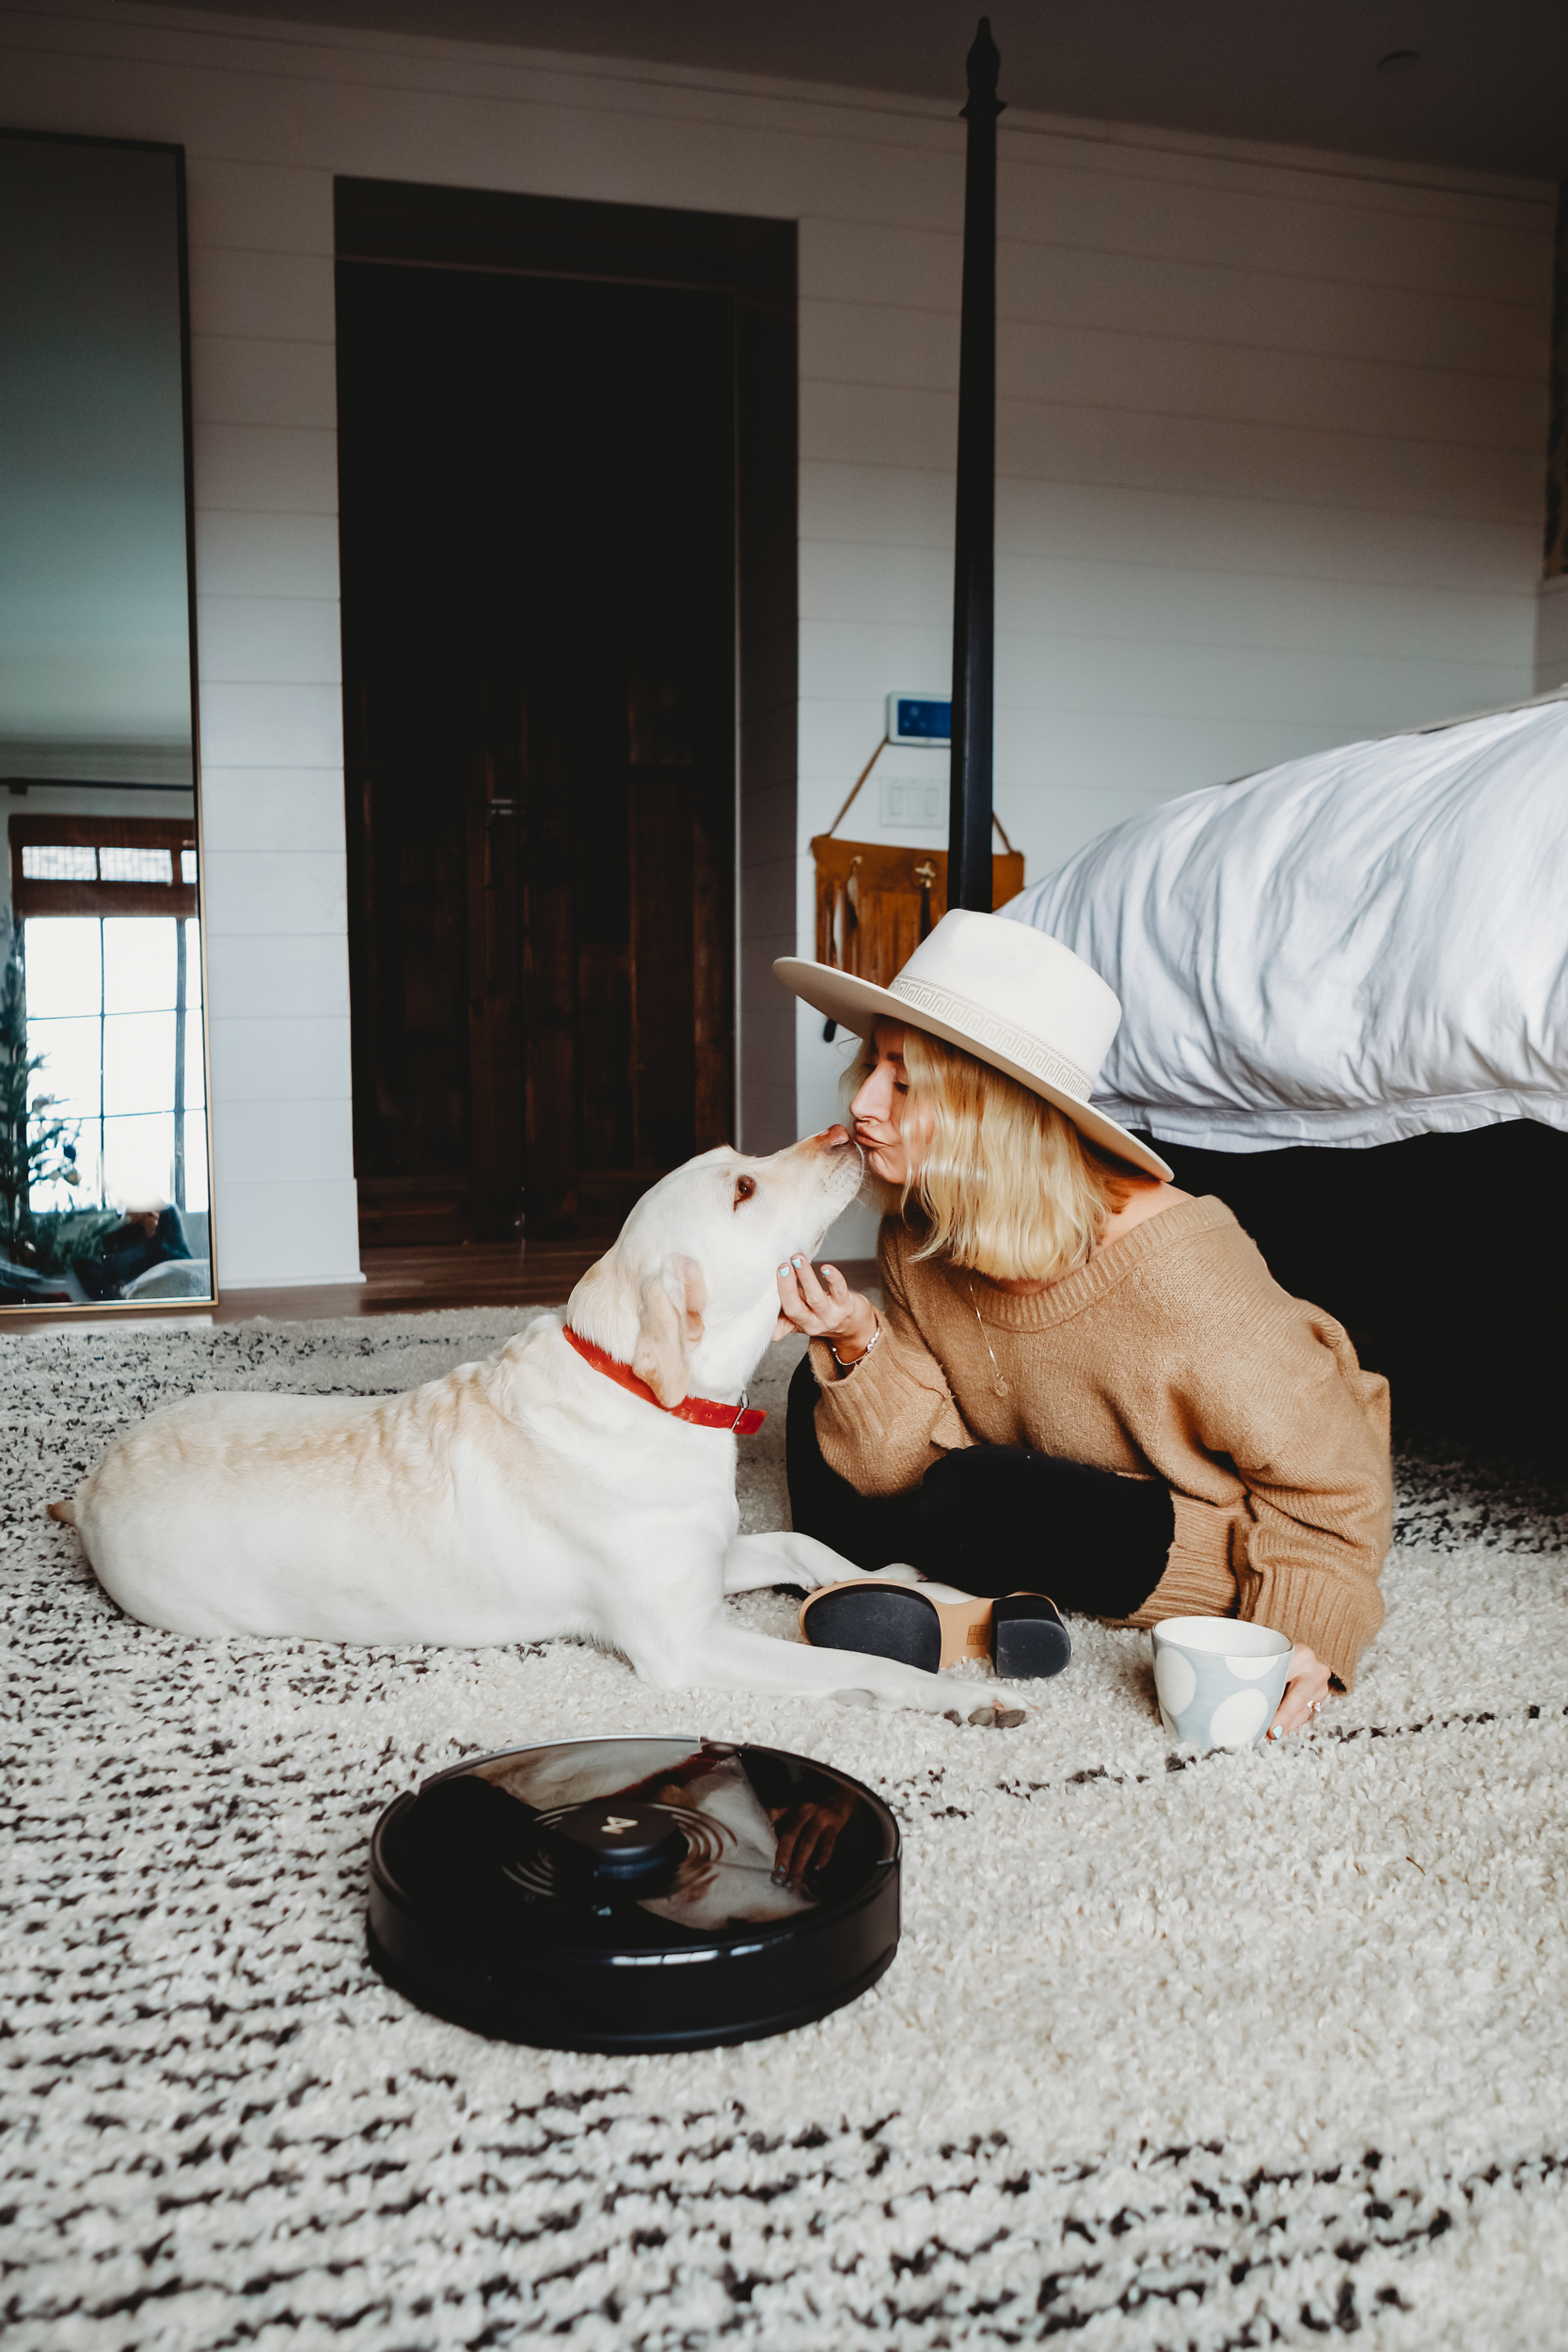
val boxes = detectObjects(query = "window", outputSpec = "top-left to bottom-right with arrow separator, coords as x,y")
8,816 -> 206,1215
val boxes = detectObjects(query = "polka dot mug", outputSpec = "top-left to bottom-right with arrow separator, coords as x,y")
1151,1616 -> 1292,1751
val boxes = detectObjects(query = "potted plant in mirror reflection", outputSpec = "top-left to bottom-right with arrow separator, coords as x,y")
0,941 -> 118,1300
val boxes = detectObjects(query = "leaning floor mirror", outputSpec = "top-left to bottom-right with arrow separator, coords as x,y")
0,127 -> 214,1312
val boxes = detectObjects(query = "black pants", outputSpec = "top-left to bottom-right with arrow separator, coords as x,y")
785,1353 -> 1173,1619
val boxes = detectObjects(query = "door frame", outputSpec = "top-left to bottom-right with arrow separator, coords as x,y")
333,177 -> 799,1167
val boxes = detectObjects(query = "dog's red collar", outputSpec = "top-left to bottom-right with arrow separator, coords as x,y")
563,1325 -> 767,1435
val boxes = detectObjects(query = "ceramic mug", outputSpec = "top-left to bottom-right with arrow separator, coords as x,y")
1151,1617 -> 1293,1750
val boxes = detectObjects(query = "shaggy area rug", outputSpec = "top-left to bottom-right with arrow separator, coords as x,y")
3,1309 -> 1566,2352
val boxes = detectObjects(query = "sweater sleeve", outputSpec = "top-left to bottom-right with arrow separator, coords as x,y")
1196,1303 -> 1391,1688
809,1220 -> 974,1496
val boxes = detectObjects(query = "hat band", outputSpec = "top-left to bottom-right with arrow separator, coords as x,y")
889,975 -> 1095,1103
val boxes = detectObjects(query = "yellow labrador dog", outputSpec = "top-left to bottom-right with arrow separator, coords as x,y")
56,1129 -> 956,1713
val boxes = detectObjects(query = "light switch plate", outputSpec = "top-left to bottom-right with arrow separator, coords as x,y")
879,778 -> 945,829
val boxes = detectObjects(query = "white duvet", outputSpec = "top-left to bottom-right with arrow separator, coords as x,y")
1004,692 -> 1568,1152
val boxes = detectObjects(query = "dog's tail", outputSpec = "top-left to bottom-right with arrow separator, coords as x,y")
46,1498 -> 76,1525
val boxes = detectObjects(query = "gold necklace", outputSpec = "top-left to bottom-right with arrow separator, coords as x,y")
966,1282 -> 1009,1397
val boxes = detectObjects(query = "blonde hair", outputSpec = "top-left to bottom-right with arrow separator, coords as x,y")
849,1025 -> 1150,1283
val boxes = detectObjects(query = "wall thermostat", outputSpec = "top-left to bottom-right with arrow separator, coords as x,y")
886,692 -> 951,746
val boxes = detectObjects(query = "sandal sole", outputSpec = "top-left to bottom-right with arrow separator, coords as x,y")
992,1609 -> 1072,1680
799,1582 -> 987,1672
800,1583 -> 1067,1675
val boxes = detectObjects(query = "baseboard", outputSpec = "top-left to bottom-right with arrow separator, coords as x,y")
220,1271 -> 369,1291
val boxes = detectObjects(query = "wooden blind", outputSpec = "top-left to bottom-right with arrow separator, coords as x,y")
8,815 -> 198,920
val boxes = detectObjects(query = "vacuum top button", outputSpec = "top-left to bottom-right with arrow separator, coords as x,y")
548,1801 -> 687,1882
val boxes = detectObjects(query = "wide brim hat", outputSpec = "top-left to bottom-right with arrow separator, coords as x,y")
774,907 -> 1173,1182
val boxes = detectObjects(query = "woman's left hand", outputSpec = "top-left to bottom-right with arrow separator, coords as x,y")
1266,1644 -> 1332,1740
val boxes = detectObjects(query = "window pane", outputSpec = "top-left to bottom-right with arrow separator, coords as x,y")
103,916 -> 176,1014
103,1009 -> 176,1117
182,1000 -> 206,1111
99,846 -> 174,884
184,915 -> 201,1009
23,917 -> 102,1018
20,844 -> 96,882
66,1134 -> 107,1210
24,1013 -> 101,1123
29,1171 -> 81,1216
181,848 -> 198,884
101,1111 -> 175,1207
179,1118 -> 210,1216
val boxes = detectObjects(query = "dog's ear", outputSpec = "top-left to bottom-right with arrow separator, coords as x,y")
631,1253 -> 706,1407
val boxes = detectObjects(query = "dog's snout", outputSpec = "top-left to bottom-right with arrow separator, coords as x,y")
814,1123 -> 854,1152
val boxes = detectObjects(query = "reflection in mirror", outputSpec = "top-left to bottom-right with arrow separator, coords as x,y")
0,130 -> 212,1310
3,795 -> 209,1302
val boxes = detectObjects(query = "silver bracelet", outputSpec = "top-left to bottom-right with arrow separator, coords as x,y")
829,1316 -> 880,1373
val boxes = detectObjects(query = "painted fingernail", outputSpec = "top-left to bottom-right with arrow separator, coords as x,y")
777,1264 -> 790,1279
791,1255 -> 804,1267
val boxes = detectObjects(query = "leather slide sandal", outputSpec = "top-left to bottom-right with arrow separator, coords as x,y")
800,1580 -> 1071,1679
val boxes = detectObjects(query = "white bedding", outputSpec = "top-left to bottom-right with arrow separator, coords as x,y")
1004,693 -> 1568,1152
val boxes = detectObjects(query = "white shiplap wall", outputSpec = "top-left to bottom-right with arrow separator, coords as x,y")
1,2 -> 1553,1279
186,159 -> 353,1285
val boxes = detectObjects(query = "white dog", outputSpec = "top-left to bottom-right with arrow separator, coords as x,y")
56,1129 -> 959,1713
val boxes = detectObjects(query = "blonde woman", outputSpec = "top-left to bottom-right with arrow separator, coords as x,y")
772,911 -> 1392,1737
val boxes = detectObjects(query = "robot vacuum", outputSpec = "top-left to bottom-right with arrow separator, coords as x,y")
366,1735 -> 901,2052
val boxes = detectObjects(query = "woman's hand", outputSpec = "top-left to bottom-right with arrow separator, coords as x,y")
1266,1643 -> 1333,1740
768,1788 -> 856,1885
773,1255 -> 878,1363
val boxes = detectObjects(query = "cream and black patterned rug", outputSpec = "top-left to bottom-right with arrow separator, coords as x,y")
3,1311 -> 1566,2350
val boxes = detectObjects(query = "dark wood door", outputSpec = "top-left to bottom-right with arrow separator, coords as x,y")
337,264 -> 736,1246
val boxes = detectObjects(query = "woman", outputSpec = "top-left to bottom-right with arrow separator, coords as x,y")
771,910 -> 1391,1737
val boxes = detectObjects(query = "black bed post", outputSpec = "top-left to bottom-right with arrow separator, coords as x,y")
947,16 -> 1004,913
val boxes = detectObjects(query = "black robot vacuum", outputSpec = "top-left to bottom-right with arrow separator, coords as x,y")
367,1736 -> 901,2052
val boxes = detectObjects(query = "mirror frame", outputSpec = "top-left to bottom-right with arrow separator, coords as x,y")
0,126 -> 216,1324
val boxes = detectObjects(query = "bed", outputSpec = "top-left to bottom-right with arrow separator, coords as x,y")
1004,691 -> 1568,1444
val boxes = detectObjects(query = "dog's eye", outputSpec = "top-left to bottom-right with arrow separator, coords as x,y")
734,1175 -> 756,1207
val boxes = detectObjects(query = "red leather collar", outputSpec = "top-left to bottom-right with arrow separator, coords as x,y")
563,1325 -> 767,1435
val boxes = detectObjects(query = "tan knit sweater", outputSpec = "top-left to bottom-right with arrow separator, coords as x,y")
810,1197 -> 1391,1687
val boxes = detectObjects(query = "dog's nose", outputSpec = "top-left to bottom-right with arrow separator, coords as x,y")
820,1123 -> 853,1152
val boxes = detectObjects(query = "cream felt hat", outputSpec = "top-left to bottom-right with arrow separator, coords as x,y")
773,908 -> 1173,1182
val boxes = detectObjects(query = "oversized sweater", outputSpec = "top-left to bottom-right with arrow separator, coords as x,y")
810,1197 -> 1392,1687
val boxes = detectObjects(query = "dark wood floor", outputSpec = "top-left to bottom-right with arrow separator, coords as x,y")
218,1242 -> 607,1322
0,1248 -> 880,1329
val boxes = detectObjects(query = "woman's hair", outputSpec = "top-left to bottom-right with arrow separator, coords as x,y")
849,1025 -> 1152,1283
